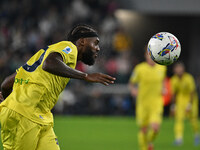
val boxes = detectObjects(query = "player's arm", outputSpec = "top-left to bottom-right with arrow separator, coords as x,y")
1,72 -> 16,100
42,52 -> 116,86
189,90 -> 195,103
170,79 -> 177,115
170,93 -> 176,107
128,82 -> 138,97
128,68 -> 139,97
186,76 -> 196,112
185,90 -> 195,112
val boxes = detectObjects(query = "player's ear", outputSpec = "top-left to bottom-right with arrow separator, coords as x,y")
78,38 -> 85,46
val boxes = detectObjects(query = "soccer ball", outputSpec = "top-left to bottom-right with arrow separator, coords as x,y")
147,32 -> 181,65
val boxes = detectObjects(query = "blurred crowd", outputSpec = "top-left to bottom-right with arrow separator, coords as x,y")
0,0 -> 199,116
0,0 -> 134,83
0,0 -> 135,115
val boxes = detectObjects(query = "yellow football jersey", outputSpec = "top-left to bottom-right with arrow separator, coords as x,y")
171,72 -> 197,105
0,41 -> 77,125
129,62 -> 166,105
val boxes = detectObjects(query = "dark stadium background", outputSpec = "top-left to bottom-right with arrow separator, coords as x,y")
0,0 -> 200,150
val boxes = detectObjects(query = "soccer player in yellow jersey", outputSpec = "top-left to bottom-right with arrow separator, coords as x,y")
129,48 -> 166,150
170,62 -> 200,146
0,24 -> 116,150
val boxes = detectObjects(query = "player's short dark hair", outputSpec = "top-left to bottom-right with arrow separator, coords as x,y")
173,61 -> 185,69
67,24 -> 98,43
174,61 -> 184,66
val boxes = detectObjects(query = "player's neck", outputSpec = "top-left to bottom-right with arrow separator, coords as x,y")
147,61 -> 156,67
177,74 -> 183,79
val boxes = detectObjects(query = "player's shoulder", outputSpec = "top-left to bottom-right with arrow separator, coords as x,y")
132,62 -> 145,73
170,75 -> 179,84
48,41 -> 78,56
184,72 -> 194,80
50,41 -> 76,49
135,62 -> 146,69
184,72 -> 192,77
156,64 -> 167,71
171,74 -> 177,80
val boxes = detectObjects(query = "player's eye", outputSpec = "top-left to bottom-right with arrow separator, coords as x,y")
95,39 -> 99,45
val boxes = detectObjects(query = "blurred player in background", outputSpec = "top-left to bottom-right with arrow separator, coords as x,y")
0,24 -> 116,150
170,62 -> 200,146
129,47 -> 166,150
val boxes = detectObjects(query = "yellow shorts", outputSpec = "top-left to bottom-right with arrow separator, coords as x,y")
0,107 -> 60,150
136,103 -> 163,127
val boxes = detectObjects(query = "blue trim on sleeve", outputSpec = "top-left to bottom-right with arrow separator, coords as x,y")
22,47 -> 48,72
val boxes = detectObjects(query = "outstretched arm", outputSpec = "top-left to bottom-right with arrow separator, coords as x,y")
42,52 -> 116,85
1,72 -> 16,99
185,90 -> 195,112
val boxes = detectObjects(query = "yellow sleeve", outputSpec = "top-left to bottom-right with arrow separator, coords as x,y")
163,66 -> 167,76
170,76 -> 178,94
129,66 -> 140,84
187,74 -> 195,92
47,42 -> 77,68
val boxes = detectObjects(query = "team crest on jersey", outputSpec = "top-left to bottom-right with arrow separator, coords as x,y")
62,46 -> 72,54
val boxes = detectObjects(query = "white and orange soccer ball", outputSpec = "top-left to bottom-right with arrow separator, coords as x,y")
147,32 -> 181,65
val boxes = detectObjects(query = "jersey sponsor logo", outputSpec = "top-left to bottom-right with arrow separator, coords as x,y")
15,78 -> 29,84
62,46 -> 72,54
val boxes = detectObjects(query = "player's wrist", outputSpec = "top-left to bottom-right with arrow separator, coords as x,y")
186,103 -> 192,109
170,104 -> 176,110
83,73 -> 88,80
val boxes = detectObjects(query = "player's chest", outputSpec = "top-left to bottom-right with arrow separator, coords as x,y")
140,68 -> 164,82
176,79 -> 190,91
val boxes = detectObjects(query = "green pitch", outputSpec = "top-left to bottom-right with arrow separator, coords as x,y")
0,116 -> 199,150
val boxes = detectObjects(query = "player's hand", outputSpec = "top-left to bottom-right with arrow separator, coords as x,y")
131,88 -> 138,97
185,103 -> 192,113
0,91 -> 4,103
84,73 -> 116,86
170,104 -> 176,117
